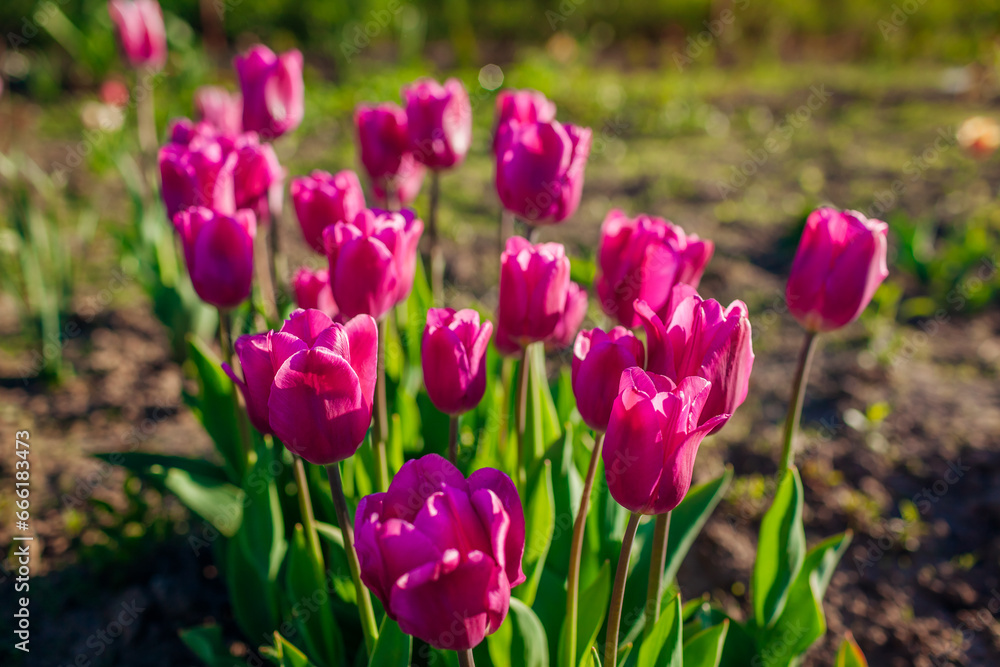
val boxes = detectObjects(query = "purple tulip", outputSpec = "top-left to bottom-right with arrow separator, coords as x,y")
786,208 -> 889,332
194,86 -> 243,136
173,206 -> 255,309
234,45 -> 304,139
604,369 -> 727,515
594,210 -> 714,328
291,266 -> 339,320
492,89 -> 556,154
231,132 -> 284,222
402,78 -> 472,170
572,327 -> 645,433
108,0 -> 166,70
422,309 -> 493,416
355,454 -> 525,650
546,281 -> 588,350
355,102 -> 426,206
159,120 -> 238,219
291,170 -> 366,253
323,208 -> 424,320
495,118 -> 591,225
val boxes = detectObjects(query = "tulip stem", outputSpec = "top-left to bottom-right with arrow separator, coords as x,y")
779,330 -> 819,473
563,431 -> 605,667
217,308 -> 233,367
644,511 -> 671,637
325,462 -> 380,654
267,199 -> 285,305
605,512 -> 642,667
428,169 -> 444,304
514,343 -> 531,493
219,308 -> 253,465
373,318 -> 390,492
499,209 -> 514,251
136,67 -> 157,163
457,649 -> 475,667
293,455 -> 324,567
448,414 -> 460,465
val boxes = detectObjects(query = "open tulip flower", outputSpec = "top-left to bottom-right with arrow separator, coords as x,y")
291,266 -> 338,320
354,454 -> 525,651
323,208 -> 424,320
495,236 -> 572,354
402,77 -> 473,170
108,0 -> 167,71
194,86 -> 243,136
594,209 -> 714,328
572,327 -> 645,433
786,207 -> 889,332
291,170 -> 366,253
492,88 -> 556,154
422,309 -> 492,416
234,45 -> 304,139
173,206 -> 255,309
355,102 -> 426,206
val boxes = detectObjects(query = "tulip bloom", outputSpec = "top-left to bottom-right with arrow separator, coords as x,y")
494,236 -> 572,354
594,210 -> 714,328
402,77 -> 472,170
291,170 -> 366,253
231,132 -> 284,221
323,208 -> 424,320
194,86 -> 243,136
223,309 -> 377,464
291,266 -> 338,319
786,208 -> 889,332
354,454 -> 525,650
547,281 -> 588,350
422,309 -> 492,416
234,45 -> 304,139
355,103 -> 426,205
173,207 -> 255,309
159,121 -> 237,219
492,89 -> 556,153
604,369 -> 727,515
108,0 -> 167,70
495,118 -> 591,225
572,327 -> 645,433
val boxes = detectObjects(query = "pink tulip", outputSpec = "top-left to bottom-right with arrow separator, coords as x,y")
546,281 -> 588,349
355,454 -> 525,650
234,45 -> 304,139
786,208 -> 889,332
495,118 -> 591,225
159,120 -> 237,219
231,132 -> 284,222
604,369 -> 727,515
291,170 -> 366,253
223,309 -> 378,464
492,89 -> 556,154
572,327 -> 645,433
173,207 -> 255,309
495,236 -> 572,355
323,208 -> 424,320
422,309 -> 493,416
355,102 -> 426,206
291,267 -> 338,319
108,0 -> 167,70
635,286 -> 753,430
402,77 -> 472,170
594,210 -> 714,328
194,86 -> 243,136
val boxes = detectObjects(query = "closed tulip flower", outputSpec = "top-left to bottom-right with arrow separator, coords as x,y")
495,118 -> 591,225
234,45 -> 304,139
108,0 -> 167,70
594,210 -> 714,328
604,369 -> 727,515
291,170 -> 366,253
323,208 -> 424,320
572,327 -> 645,433
173,207 -> 255,309
402,77 -> 472,170
354,454 -> 525,650
159,120 -> 237,219
422,309 -> 493,416
231,132 -> 284,221
786,208 -> 889,332
355,103 -> 426,206
547,281 -> 588,350
194,86 -> 243,136
492,89 -> 556,154
495,236 -> 572,355
291,266 -> 338,319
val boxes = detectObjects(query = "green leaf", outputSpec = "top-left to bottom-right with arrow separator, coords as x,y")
185,335 -> 245,481
574,560 -> 611,667
636,594 -> 682,667
751,467 -> 806,629
179,624 -> 241,666
514,460 -> 555,606
682,620 -> 729,667
284,525 -> 344,666
523,342 -> 562,468
94,452 -> 229,483
239,442 -> 287,583
263,632 -> 316,667
314,522 -> 358,605
834,632 -> 868,667
226,527 -> 280,643
369,616 -> 412,667
488,598 -> 549,667
589,647 -> 601,667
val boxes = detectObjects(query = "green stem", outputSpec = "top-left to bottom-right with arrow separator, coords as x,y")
514,343 -> 531,493
779,330 -> 819,472
293,455 -> 323,565
563,432 -> 605,667
325,462 -> 379,654
644,511 -> 671,637
499,209 -> 514,252
457,648 -> 475,667
448,414 -> 460,465
605,512 -> 642,667
373,318 -> 390,491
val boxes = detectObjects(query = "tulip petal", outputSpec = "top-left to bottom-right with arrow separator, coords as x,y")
343,314 -> 379,412
468,467 -> 526,587
280,308 -> 335,345
383,454 -> 467,522
413,487 -> 492,555
603,384 -> 665,514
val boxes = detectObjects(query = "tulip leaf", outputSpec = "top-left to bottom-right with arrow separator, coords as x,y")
524,342 -> 562,468
368,616 -> 412,667
636,593 -> 682,667
488,597 -> 549,667
574,560 -> 611,667
284,525 -> 344,667
313,522 -> 358,605
516,459 -> 555,606
239,440 -> 287,584
184,335 -> 245,481
682,620 -> 729,667
262,632 -> 315,667
226,525 -> 280,643
834,632 -> 868,667
179,623 -> 244,666
589,647 -> 601,667
751,467 -> 806,629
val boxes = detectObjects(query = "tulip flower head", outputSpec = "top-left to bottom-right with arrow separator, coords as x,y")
194,86 -> 243,136
291,266 -> 339,319
234,45 -> 304,139
291,170 -> 366,253
786,208 -> 889,332
402,77 -> 473,170
108,0 -> 167,70
546,281 -> 588,350
495,236 -> 572,354
492,89 -> 556,154
572,327 -> 645,433
354,454 -> 525,650
159,120 -> 238,219
231,132 -> 284,222
173,207 -> 255,309
422,309 -> 493,416
355,102 -> 426,206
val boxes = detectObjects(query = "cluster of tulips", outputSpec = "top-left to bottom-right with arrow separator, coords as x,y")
109,3 -> 889,665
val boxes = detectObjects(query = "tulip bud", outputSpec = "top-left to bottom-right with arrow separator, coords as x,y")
786,208 -> 889,332
402,77 -> 473,170
194,86 -> 243,136
108,0 -> 167,70
173,206 -> 255,309
234,45 -> 304,139
355,102 -> 426,205
604,369 -> 727,515
291,266 -> 339,319
571,327 -> 645,432
159,121 -> 238,219
546,281 -> 588,350
594,209 -> 714,328
492,89 -> 556,154
354,454 -> 525,650
422,309 -> 493,416
495,236 -> 572,355
495,119 -> 591,225
291,170 -> 366,253
232,132 -> 284,222
323,208 -> 424,320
